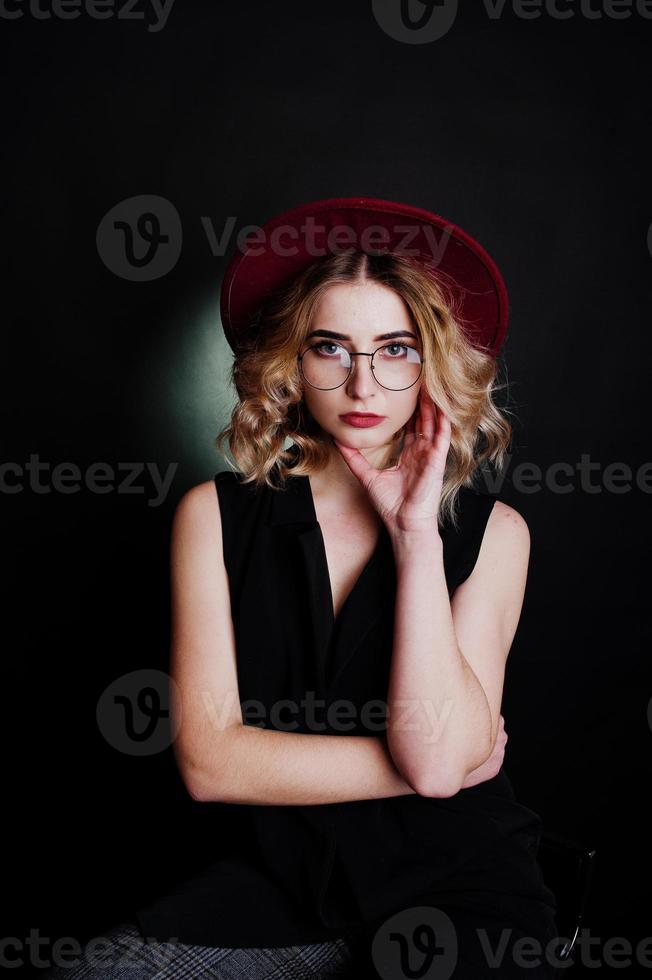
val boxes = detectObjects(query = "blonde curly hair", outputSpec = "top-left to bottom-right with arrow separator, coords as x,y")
215,249 -> 513,529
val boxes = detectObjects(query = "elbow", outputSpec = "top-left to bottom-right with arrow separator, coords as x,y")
183,762 -> 233,804
410,769 -> 463,799
184,770 -> 211,803
388,740 -> 463,799
180,761 -> 215,803
174,743 -> 229,804
396,757 -> 463,798
185,781 -> 205,803
411,739 -> 493,797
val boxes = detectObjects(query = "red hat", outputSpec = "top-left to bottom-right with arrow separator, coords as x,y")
220,196 -> 509,357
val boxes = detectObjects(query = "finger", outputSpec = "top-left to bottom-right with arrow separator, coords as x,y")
405,407 -> 418,440
333,439 -> 376,487
433,406 -> 452,454
396,409 -> 418,466
419,388 -> 436,442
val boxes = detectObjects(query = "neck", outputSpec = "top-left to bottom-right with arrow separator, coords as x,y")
310,436 -> 400,510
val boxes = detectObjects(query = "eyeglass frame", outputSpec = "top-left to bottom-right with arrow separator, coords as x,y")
297,341 -> 425,392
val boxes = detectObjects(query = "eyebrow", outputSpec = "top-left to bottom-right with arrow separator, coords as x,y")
305,329 -> 419,342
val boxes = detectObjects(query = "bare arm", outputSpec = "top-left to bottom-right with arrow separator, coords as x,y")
190,726 -> 416,805
386,530 -> 493,797
170,481 -> 417,805
386,502 -> 530,798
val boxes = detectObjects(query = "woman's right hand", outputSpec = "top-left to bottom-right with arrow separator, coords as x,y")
459,714 -> 507,789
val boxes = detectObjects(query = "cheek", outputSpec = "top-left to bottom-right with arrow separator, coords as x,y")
398,394 -> 419,420
302,389 -> 327,419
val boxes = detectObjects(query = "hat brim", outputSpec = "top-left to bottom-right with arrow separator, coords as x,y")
220,196 -> 509,357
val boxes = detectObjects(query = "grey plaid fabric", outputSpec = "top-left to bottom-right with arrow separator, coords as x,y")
39,918 -> 357,979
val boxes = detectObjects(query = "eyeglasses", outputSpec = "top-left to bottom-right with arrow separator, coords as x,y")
298,341 -> 424,392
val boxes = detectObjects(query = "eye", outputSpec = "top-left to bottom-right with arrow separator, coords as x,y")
380,343 -> 409,358
313,341 -> 344,357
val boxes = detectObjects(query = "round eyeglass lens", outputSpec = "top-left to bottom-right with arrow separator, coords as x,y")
301,343 -> 422,390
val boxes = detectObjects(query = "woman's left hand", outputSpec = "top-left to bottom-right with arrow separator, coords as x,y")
333,388 -> 452,537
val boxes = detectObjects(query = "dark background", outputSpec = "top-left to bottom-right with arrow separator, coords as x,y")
3,1 -> 651,975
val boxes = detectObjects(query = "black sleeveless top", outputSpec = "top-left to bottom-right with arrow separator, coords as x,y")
134,448 -> 557,949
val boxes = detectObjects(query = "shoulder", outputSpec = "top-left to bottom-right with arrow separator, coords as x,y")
484,500 -> 530,558
467,498 -> 530,591
172,479 -> 225,542
450,498 -> 531,636
176,478 -> 222,512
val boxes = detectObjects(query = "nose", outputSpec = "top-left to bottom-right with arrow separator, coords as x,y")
344,354 -> 378,399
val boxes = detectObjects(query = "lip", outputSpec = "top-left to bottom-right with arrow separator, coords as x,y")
339,413 -> 386,428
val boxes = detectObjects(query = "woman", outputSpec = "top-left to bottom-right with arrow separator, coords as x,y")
43,198 -> 564,978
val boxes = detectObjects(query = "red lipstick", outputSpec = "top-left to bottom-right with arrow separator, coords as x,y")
339,413 -> 386,428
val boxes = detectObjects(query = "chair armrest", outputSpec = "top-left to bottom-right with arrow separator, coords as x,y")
538,829 -> 597,960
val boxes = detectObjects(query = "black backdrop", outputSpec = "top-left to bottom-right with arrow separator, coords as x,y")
3,1 -> 651,976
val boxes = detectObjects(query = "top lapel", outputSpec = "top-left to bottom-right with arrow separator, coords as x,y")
268,449 -> 332,695
267,446 -> 394,695
326,522 -> 394,691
